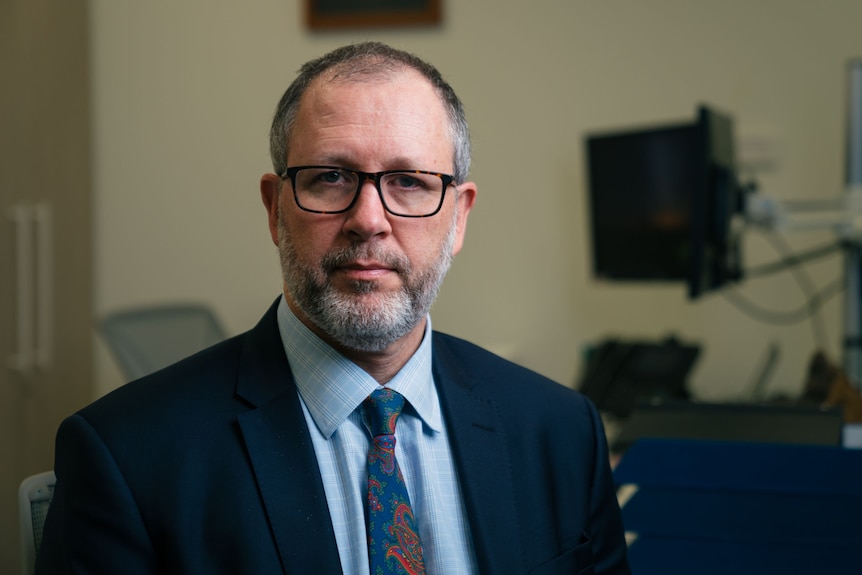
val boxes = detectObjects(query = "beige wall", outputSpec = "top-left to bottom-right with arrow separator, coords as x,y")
91,0 -> 862,401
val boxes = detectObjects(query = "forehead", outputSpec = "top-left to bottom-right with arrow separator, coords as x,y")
289,68 -> 452,167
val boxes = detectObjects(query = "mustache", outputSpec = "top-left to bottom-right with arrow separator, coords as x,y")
320,243 -> 411,277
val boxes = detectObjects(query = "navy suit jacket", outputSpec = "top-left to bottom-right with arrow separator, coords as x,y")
38,300 -> 629,574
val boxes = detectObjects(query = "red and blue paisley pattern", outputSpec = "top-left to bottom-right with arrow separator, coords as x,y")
364,388 -> 426,575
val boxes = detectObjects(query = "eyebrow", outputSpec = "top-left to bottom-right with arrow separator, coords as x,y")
298,154 -> 428,171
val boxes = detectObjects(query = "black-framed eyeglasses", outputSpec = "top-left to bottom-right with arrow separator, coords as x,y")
279,166 -> 455,218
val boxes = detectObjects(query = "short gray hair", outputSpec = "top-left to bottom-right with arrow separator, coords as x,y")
268,42 -> 471,184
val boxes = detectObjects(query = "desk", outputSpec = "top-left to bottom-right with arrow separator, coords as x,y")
614,439 -> 862,574
611,401 -> 843,453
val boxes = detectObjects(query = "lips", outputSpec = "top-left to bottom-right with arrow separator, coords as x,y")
323,245 -> 410,278
336,263 -> 392,281
342,260 -> 392,271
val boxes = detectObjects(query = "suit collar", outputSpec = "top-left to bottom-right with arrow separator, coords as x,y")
235,299 -> 343,574
432,333 -> 526,574
235,298 -> 293,407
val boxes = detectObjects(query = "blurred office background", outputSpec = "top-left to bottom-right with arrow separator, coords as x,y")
4,1 -> 862,571
92,0 -> 861,399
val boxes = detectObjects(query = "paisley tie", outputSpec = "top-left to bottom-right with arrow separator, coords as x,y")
363,388 -> 426,575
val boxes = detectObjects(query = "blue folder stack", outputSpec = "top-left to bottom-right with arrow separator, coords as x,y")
614,439 -> 862,574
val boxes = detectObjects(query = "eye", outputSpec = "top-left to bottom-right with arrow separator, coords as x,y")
395,175 -> 421,188
386,172 -> 434,191
317,170 -> 347,185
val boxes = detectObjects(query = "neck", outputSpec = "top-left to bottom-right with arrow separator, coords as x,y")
285,295 -> 427,384
340,322 -> 426,384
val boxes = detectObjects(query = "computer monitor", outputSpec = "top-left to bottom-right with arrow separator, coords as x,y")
585,105 -> 743,299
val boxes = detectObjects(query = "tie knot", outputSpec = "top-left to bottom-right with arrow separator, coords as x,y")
363,388 -> 405,437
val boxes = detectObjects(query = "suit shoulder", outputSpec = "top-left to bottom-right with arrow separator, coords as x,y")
430,331 -> 604,446
431,331 -> 587,403
80,334 -> 246,425
431,331 -> 533,372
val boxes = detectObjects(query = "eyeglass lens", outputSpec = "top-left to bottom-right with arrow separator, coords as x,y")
292,168 -> 446,216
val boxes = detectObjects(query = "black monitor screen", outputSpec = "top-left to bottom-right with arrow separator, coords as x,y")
587,123 -> 698,282
585,106 -> 742,298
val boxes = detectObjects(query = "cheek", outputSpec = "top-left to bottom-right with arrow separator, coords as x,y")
398,221 -> 452,266
295,233 -> 333,267
280,213 -> 334,263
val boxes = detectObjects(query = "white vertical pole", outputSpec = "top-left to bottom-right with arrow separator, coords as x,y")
7,204 -> 34,374
34,202 -> 53,370
844,60 -> 862,389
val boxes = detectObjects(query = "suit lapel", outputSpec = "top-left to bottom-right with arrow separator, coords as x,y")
432,335 -> 525,575
235,301 -> 343,574
231,304 -> 526,574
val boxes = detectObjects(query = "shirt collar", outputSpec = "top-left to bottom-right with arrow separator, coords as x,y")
276,295 -> 441,438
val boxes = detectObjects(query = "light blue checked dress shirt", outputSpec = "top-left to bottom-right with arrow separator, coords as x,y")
276,296 -> 478,575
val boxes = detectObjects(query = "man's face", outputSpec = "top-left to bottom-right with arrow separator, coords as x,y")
261,69 -> 476,352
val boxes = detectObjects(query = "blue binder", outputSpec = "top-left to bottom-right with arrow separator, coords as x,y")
614,439 -> 862,574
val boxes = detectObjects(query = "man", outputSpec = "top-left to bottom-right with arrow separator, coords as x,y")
38,42 -> 629,574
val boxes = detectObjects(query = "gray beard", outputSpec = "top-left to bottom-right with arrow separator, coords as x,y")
277,208 -> 456,352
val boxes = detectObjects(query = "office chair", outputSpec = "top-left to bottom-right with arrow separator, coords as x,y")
98,303 -> 227,381
19,471 -> 56,575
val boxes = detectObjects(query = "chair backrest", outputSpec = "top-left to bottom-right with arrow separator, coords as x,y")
19,471 -> 56,575
98,303 -> 226,380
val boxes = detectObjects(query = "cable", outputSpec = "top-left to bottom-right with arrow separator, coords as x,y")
760,230 -> 829,347
743,240 -> 844,279
723,277 -> 844,327
728,181 -> 846,349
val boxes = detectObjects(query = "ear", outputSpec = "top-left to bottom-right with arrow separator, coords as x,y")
451,182 -> 477,256
260,173 -> 283,246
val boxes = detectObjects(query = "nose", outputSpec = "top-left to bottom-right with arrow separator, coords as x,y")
342,178 -> 392,240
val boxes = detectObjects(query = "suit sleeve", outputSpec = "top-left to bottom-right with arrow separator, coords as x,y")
36,414 -> 158,575
584,399 -> 631,575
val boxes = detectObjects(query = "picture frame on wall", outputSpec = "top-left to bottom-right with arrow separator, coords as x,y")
305,0 -> 442,30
